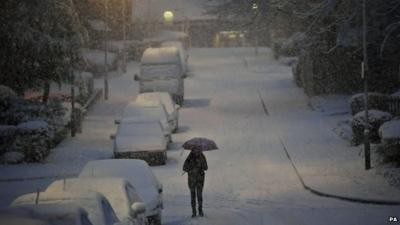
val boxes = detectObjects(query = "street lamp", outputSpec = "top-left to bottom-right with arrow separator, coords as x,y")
362,0 -> 371,170
104,0 -> 109,100
163,11 -> 174,26
122,0 -> 127,73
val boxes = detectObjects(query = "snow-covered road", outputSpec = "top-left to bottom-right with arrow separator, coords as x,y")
155,48 -> 400,225
1,48 -> 399,225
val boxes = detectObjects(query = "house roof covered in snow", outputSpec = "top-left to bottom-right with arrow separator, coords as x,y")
132,0 -> 216,22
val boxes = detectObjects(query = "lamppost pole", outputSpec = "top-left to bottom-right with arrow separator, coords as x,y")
122,0 -> 127,72
104,0 -> 109,100
252,3 -> 259,56
362,0 -> 371,170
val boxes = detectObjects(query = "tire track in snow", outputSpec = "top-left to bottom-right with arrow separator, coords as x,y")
257,90 -> 269,116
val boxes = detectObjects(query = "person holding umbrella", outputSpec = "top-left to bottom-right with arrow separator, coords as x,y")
182,138 -> 217,218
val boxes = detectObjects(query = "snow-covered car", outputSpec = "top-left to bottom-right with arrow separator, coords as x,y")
11,191 -> 130,225
161,41 -> 188,77
135,92 -> 179,133
111,119 -> 169,165
42,178 -> 147,225
79,159 -> 163,225
116,101 -> 173,135
6,202 -> 93,225
135,47 -> 184,105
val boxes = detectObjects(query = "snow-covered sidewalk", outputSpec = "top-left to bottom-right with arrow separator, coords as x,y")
251,54 -> 400,203
0,62 -> 140,181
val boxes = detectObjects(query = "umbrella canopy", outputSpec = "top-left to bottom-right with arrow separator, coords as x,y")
182,138 -> 218,151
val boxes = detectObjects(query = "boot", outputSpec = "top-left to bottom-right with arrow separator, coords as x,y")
192,208 -> 197,218
198,206 -> 204,217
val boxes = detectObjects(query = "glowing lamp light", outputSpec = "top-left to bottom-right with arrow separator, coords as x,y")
163,11 -> 174,23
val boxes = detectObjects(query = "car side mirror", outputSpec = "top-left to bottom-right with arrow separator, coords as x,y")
114,119 -> 121,125
134,74 -> 139,81
131,202 -> 146,217
110,134 -> 116,140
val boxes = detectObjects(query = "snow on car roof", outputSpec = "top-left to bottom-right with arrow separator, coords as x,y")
79,160 -> 161,216
7,202 -> 90,225
80,159 -> 159,188
12,191 -> 114,225
379,120 -> 400,139
161,41 -> 184,49
123,101 -> 166,119
136,92 -> 175,115
117,119 -> 164,137
141,47 -> 180,65
45,178 -> 141,222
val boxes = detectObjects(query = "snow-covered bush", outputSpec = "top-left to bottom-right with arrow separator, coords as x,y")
280,32 -> 307,57
81,48 -> 118,76
14,121 -> 51,162
0,85 -> 17,99
349,93 -> 390,116
0,97 -> 68,163
379,120 -> 400,161
351,110 -> 393,145
0,125 -> 17,156
0,97 -> 46,125
391,90 -> 400,98
2,151 -> 25,164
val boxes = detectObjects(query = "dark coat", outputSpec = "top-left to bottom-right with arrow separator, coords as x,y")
183,152 -> 208,189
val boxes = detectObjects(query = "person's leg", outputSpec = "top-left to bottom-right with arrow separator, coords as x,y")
197,174 -> 205,216
197,185 -> 203,216
190,188 -> 197,217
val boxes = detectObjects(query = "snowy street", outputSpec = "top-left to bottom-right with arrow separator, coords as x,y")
1,48 -> 400,224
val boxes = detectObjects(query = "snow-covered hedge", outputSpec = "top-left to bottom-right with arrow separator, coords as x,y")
349,93 -> 390,116
379,120 -> 400,160
351,110 -> 393,145
0,97 -> 68,163
14,120 -> 51,162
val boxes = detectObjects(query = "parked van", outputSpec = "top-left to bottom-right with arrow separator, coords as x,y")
135,47 -> 184,105
161,41 -> 188,77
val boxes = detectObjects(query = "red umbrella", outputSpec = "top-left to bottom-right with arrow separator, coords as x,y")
182,137 -> 218,151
